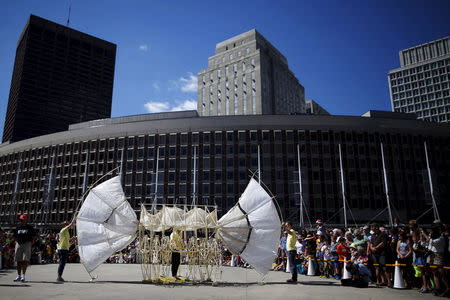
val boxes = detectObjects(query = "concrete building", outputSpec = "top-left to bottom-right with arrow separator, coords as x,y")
305,100 -> 329,115
198,30 -> 305,116
2,15 -> 116,143
388,36 -> 450,123
0,111 -> 449,227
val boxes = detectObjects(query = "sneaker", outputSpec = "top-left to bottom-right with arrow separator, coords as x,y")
20,276 -> 26,282
13,275 -> 22,282
286,279 -> 297,283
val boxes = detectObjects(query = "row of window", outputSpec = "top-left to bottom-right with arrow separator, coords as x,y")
389,58 -> 450,79
392,90 -> 450,101
393,97 -> 450,108
391,80 -> 448,93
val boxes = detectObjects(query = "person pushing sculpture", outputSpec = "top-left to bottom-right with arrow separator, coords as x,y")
57,219 -> 75,282
170,228 -> 183,279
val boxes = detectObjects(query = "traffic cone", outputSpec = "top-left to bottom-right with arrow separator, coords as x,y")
285,256 -> 291,273
393,261 -> 405,289
307,258 -> 316,276
342,261 -> 351,279
230,255 -> 236,266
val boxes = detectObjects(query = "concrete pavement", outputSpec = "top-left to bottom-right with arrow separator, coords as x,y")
0,264 -> 436,300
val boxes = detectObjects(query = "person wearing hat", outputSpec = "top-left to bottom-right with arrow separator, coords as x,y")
56,219 -> 75,282
13,214 -> 37,282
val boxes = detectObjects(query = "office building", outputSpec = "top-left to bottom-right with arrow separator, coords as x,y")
2,15 -> 116,143
198,30 -> 305,116
0,111 -> 449,227
305,100 -> 329,115
388,36 -> 450,123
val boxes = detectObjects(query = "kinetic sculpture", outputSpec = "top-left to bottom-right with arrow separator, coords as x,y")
76,175 -> 281,284
139,204 -> 220,283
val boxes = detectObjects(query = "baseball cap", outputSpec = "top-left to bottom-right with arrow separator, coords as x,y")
19,214 -> 28,221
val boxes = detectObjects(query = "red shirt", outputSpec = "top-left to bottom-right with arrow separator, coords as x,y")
336,244 -> 349,262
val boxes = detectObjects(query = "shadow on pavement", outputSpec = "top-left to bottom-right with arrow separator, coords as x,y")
0,269 -> 13,277
298,281 -> 338,286
0,284 -> 31,287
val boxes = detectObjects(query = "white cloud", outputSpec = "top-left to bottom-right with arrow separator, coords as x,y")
144,101 -> 170,113
144,100 -> 198,113
152,82 -> 160,90
139,44 -> 149,51
179,73 -> 198,93
172,100 -> 197,111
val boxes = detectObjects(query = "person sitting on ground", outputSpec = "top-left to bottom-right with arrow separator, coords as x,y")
341,261 -> 371,288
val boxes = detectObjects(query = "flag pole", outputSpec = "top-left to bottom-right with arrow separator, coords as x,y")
338,144 -> 348,228
380,142 -> 393,227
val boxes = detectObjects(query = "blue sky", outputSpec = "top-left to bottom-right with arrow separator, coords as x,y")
0,0 -> 449,138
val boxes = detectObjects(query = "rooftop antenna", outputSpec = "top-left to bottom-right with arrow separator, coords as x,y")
66,3 -> 71,27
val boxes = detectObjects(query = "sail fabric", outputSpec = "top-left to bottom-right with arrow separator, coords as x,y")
139,206 -> 217,231
160,206 -> 185,229
77,176 -> 137,273
140,205 -> 162,231
185,207 -> 209,230
217,178 -> 281,275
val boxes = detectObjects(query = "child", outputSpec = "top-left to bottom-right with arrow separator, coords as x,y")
321,240 -> 333,278
336,237 -> 349,279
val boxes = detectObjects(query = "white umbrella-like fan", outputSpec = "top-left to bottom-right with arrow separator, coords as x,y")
216,178 -> 281,275
77,176 -> 137,274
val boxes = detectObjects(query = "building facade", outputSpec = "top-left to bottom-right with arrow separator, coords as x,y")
197,30 -> 305,116
2,15 -> 116,143
305,100 -> 330,115
388,36 -> 450,123
0,111 -> 449,227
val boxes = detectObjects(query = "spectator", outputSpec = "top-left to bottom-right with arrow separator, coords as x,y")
341,261 -> 371,288
396,231 -> 413,288
422,226 -> 449,296
368,223 -> 391,287
412,231 -> 431,293
13,214 -> 37,282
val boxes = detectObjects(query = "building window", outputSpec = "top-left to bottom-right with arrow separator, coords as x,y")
252,89 -> 256,114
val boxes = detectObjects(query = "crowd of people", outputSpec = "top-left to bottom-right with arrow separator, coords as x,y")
273,219 -> 449,297
2,214 -> 449,297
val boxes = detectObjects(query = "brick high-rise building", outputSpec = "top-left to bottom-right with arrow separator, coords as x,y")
2,15 -> 116,143
198,29 -> 305,116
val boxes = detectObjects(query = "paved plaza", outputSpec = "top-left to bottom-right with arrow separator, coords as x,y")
0,264 -> 437,300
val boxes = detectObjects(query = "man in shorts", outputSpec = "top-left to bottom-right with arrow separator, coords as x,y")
368,223 -> 390,286
13,214 -> 36,282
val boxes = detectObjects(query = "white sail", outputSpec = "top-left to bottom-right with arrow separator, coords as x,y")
185,207 -> 209,230
77,176 -> 137,273
140,205 -> 216,231
140,204 -> 162,231
216,178 -> 281,275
